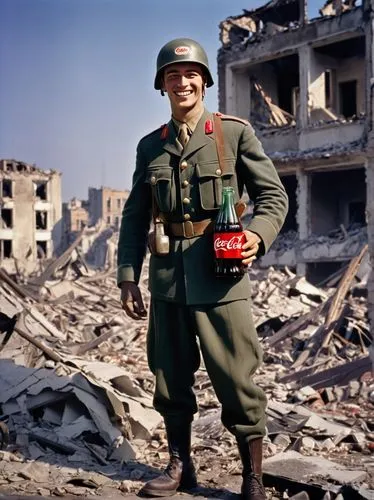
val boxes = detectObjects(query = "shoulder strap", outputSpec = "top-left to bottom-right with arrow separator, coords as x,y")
213,113 -> 227,175
213,113 -> 246,218
151,189 -> 160,223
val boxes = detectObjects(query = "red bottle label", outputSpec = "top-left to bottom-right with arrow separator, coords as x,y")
213,232 -> 245,259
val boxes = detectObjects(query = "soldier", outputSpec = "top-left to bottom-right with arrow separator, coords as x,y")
117,38 -> 288,500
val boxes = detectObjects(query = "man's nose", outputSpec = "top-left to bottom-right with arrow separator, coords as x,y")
177,76 -> 188,86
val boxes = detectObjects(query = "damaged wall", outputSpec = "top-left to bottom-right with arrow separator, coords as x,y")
88,186 -> 129,229
0,160 -> 62,270
62,198 -> 88,233
218,0 -> 373,317
299,121 -> 364,150
218,7 -> 363,79
218,6 -> 365,133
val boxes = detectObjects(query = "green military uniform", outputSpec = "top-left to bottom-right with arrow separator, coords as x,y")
117,108 -> 288,440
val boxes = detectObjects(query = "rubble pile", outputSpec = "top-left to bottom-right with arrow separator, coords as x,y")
0,242 -> 373,499
268,224 -> 368,259
270,138 -> 366,164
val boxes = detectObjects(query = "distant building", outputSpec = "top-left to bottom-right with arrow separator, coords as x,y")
0,159 -> 62,263
88,186 -> 129,230
62,197 -> 89,233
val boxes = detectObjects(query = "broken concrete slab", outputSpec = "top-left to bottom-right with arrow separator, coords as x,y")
264,450 -> 367,485
18,461 -> 50,483
66,358 -> 144,398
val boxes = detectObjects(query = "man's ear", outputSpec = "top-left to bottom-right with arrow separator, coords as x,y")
160,79 -> 166,97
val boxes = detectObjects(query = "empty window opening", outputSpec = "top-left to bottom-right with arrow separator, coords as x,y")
114,216 -> 120,229
273,55 -> 299,115
1,239 -> 12,258
34,181 -> 48,200
117,198 -> 121,209
349,201 -> 366,225
339,80 -> 357,118
36,211 -> 48,230
311,168 -> 366,234
250,54 -> 299,127
280,175 -> 297,232
36,241 -> 47,258
107,198 -> 111,211
2,179 -> 12,198
306,261 -> 345,287
1,209 -> 13,228
325,70 -> 331,106
313,37 -> 365,118
107,216 -> 111,224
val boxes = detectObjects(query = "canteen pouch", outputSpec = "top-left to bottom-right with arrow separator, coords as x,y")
148,221 -> 170,256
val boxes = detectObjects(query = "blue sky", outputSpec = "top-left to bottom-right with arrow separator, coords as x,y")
0,0 -> 320,201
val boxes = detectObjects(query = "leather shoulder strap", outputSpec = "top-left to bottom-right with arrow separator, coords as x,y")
213,113 -> 227,175
151,190 -> 159,223
213,113 -> 246,217
219,113 -> 249,125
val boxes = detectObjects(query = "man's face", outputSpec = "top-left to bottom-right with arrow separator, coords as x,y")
162,63 -> 205,114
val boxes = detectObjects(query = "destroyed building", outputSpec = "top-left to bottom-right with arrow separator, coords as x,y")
62,197 -> 89,233
0,159 -> 62,272
60,187 -> 129,262
218,0 -> 374,326
88,186 -> 129,230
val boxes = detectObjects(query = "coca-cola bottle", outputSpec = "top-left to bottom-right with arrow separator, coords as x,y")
214,186 -> 246,278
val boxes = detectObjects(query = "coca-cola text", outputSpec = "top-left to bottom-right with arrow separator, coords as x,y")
213,232 -> 245,259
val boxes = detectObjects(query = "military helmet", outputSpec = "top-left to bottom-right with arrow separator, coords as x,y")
154,38 -> 214,90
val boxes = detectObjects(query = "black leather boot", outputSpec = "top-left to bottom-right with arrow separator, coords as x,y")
139,421 -> 197,497
237,438 -> 266,500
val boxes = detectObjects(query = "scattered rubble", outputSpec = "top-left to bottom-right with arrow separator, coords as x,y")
270,138 -> 366,163
0,235 -> 372,499
219,0 -> 359,51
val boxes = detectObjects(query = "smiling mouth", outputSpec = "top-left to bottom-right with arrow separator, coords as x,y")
175,91 -> 193,97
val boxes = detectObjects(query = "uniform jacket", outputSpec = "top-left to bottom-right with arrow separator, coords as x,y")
117,108 -> 288,305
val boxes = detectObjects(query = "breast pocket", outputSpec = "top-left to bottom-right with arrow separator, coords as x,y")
145,166 -> 176,213
195,159 -> 237,210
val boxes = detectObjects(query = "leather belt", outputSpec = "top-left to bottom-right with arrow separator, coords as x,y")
168,219 -> 214,238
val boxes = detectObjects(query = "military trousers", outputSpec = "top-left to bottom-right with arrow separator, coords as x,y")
147,298 -> 267,441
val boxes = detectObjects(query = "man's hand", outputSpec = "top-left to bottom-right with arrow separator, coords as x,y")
120,282 -> 147,320
241,230 -> 262,267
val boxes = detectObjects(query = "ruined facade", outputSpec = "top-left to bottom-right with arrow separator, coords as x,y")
0,159 -> 62,266
88,186 -> 129,230
62,187 -> 129,250
62,197 -> 89,233
218,0 -> 374,325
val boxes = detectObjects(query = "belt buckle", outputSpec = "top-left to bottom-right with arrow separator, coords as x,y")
183,221 -> 194,238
